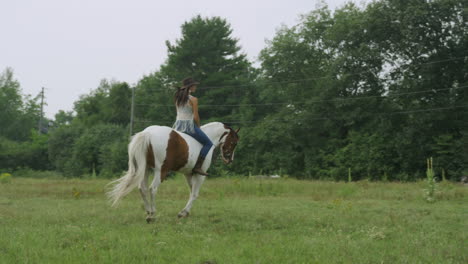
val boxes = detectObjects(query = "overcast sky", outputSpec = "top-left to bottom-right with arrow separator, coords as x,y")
1,0 -> 365,118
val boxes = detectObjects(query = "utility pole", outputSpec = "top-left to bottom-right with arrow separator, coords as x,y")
38,87 -> 45,133
129,86 -> 135,137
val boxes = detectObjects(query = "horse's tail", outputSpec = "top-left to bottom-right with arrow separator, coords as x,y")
107,131 -> 151,207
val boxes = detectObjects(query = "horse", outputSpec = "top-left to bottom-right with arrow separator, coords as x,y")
107,122 -> 240,223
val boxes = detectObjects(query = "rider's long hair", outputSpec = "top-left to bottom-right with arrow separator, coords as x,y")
174,86 -> 190,107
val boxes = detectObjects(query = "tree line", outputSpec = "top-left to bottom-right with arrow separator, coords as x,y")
1,0 -> 466,181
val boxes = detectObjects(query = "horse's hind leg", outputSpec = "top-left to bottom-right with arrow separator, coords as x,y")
178,174 -> 206,218
138,169 -> 151,217
147,169 -> 162,223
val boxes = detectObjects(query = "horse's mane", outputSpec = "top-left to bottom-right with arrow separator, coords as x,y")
201,122 -> 224,129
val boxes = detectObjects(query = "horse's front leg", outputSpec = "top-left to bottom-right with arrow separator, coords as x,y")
147,169 -> 162,223
178,174 -> 206,218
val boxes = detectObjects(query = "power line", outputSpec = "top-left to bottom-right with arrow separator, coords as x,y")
135,84 -> 468,108
389,105 -> 468,115
132,55 -> 467,130
216,105 -> 468,123
219,105 -> 468,124
134,105 -> 468,125
196,55 -> 468,90
140,56 -> 467,92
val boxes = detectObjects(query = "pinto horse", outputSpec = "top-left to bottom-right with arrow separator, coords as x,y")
107,122 -> 239,222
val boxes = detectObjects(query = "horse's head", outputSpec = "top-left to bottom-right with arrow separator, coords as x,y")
219,125 -> 240,164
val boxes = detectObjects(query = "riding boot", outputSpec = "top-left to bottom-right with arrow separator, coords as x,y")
192,156 -> 209,176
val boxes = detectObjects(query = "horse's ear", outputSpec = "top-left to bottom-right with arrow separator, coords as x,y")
235,128 -> 240,133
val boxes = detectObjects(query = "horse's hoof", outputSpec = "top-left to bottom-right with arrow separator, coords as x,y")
177,211 -> 189,218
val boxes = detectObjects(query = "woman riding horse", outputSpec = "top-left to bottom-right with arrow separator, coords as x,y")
107,78 -> 240,221
173,77 -> 213,176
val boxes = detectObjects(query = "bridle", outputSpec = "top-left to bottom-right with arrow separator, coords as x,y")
218,131 -> 237,164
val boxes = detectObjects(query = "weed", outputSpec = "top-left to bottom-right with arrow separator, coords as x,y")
425,158 -> 437,203
0,172 -> 12,184
72,187 -> 81,199
367,226 -> 386,240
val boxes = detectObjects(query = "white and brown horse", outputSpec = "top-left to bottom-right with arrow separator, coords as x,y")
107,122 -> 239,222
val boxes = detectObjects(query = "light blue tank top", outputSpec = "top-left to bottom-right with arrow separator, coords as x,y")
172,95 -> 196,134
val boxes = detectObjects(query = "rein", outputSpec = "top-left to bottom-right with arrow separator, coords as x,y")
218,132 -> 230,163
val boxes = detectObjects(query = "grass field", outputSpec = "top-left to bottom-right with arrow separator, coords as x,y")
0,175 -> 467,263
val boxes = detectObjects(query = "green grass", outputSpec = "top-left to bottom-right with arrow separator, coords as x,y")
0,175 -> 467,263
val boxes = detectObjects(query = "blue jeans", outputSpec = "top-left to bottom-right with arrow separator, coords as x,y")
187,125 -> 213,159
